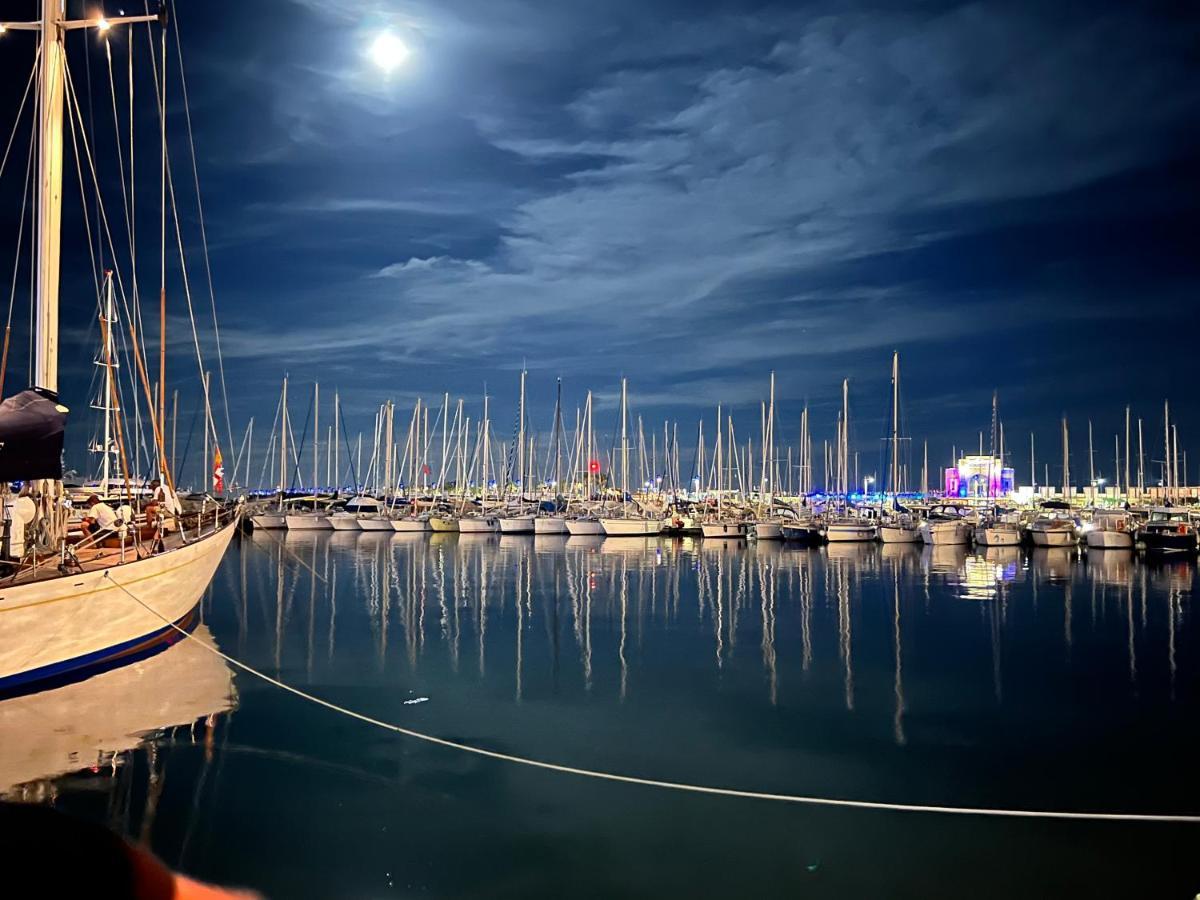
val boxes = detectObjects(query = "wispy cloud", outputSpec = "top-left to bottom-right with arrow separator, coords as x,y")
155,0 -> 1200,458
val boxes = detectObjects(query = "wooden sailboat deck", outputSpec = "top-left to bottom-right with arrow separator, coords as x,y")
4,516 -> 231,590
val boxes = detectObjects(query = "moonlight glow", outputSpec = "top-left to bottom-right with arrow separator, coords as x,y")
369,32 -> 409,73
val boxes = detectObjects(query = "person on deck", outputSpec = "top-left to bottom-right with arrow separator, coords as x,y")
147,478 -> 182,533
81,494 -> 120,543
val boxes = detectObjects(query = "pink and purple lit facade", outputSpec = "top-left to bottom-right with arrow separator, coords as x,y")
944,455 -> 1015,498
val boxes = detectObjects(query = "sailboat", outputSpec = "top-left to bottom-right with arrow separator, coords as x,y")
390,397 -> 433,532
0,6 -> 239,694
752,373 -> 789,540
878,353 -> 921,544
600,378 -> 663,536
974,394 -> 1021,547
1026,419 -> 1077,547
533,378 -> 569,534
824,380 -> 876,542
457,392 -> 499,533
497,370 -> 535,534
249,376 -> 290,529
700,405 -> 748,539
564,390 -> 607,535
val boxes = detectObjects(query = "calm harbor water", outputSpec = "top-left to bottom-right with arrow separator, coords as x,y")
4,531 -> 1197,898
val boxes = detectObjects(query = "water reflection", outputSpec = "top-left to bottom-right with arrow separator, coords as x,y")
6,530 -> 1196,900
0,625 -> 236,798
230,532 -> 1195,722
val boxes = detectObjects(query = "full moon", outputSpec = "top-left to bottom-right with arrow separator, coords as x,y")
369,32 -> 410,73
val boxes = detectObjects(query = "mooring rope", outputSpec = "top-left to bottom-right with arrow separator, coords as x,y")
103,571 -> 1199,823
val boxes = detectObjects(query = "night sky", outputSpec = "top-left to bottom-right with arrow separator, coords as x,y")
2,0 -> 1198,488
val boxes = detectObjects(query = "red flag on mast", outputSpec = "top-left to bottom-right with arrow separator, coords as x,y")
212,446 -> 225,494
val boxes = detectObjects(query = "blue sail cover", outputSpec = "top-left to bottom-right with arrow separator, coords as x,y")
0,390 -> 68,481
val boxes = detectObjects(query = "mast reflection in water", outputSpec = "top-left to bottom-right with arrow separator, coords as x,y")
3,532 -> 1196,898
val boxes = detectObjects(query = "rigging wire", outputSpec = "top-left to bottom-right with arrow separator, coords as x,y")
2,98 -> 37,399
62,55 -> 149,481
139,3 -> 228,468
0,47 -> 39,183
171,4 -> 235,469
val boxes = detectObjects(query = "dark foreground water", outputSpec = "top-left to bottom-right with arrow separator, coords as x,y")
4,532 -> 1198,898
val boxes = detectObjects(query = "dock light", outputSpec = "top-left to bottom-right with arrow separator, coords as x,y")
369,31 -> 410,73
97,17 -> 111,31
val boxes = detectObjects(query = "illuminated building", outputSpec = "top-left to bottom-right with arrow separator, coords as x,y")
943,454 -> 1014,498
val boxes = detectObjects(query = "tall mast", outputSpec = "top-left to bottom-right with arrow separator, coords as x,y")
279,376 -> 288,495
99,273 -> 117,493
620,377 -> 629,500
518,369 -> 527,498
334,392 -> 340,492
1061,416 -> 1069,499
1164,400 -> 1171,500
586,391 -> 594,498
1124,406 -> 1131,500
1114,434 -> 1120,495
1137,418 -> 1144,494
841,378 -> 849,498
988,391 -> 998,500
440,393 -> 450,492
34,0 -> 66,394
714,404 -> 722,514
890,353 -> 900,495
1172,424 -> 1179,497
1087,419 -> 1094,490
482,391 -> 490,509
766,371 -> 775,506
313,383 -> 319,492
1030,432 -> 1036,491
553,378 -> 563,490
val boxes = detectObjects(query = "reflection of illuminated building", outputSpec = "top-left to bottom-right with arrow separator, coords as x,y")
944,455 -> 1014,498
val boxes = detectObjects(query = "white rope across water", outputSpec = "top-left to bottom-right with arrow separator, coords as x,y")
103,571 -> 1199,824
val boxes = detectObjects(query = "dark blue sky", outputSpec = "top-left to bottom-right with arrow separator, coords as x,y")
2,0 -> 1199,487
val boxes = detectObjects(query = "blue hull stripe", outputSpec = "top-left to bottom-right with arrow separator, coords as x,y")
0,604 -> 201,699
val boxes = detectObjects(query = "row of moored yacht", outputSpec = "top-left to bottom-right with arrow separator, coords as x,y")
250,496 -> 1200,554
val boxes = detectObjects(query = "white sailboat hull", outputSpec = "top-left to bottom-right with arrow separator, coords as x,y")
825,523 -> 877,542
1029,527 -> 1076,547
390,518 -> 429,532
701,521 -> 748,539
498,516 -> 535,534
879,524 -> 921,543
1085,530 -> 1133,550
428,516 -> 460,532
975,526 -> 1021,546
327,514 -> 362,531
753,522 -> 783,540
0,519 -> 239,693
533,517 -> 569,535
458,516 -> 499,533
250,513 -> 286,530
565,518 -> 605,536
600,518 -> 664,537
357,517 -> 395,532
919,521 -> 973,545
285,513 -> 332,531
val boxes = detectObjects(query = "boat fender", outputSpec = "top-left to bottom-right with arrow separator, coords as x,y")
1178,524 -> 1188,535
